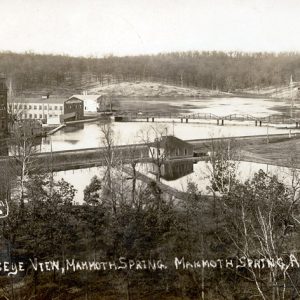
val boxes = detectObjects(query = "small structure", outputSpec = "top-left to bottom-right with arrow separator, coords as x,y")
68,94 -> 102,113
61,98 -> 84,122
12,119 -> 44,138
149,135 -> 194,160
0,75 -> 8,137
148,136 -> 194,180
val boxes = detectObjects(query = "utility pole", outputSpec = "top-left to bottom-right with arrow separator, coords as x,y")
290,75 -> 294,118
172,120 -> 175,136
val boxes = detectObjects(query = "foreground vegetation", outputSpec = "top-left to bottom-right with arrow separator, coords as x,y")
1,127 -> 300,299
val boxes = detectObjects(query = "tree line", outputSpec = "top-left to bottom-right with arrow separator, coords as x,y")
1,51 -> 300,94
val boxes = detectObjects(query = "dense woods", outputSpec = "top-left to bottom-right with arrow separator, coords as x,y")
1,126 -> 300,299
1,51 -> 300,93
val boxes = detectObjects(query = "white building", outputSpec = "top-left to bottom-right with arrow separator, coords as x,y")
8,97 -> 65,123
68,94 -> 102,113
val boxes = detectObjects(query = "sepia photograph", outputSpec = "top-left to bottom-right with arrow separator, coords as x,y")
1,0 -> 300,299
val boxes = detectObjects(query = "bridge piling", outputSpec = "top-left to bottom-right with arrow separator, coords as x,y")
259,121 -> 262,127
147,117 -> 149,122
186,118 -> 188,123
221,119 -> 224,126
152,117 -> 154,122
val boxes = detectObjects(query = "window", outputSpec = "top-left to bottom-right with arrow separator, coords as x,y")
34,114 -> 37,118
24,105 -> 27,109
19,104 -> 22,109
60,106 -> 63,110
34,105 -> 37,110
49,106 -> 52,110
29,114 -> 32,119
24,114 -> 27,119
39,105 -> 42,110
49,114 -> 52,118
39,114 -> 42,119
184,148 -> 187,155
29,105 -> 32,109
54,105 -> 57,110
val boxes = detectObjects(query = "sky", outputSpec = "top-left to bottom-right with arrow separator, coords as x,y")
0,0 -> 300,57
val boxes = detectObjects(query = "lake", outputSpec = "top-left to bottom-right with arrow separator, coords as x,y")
47,96 -> 300,204
54,160 -> 297,204
40,96 -> 300,152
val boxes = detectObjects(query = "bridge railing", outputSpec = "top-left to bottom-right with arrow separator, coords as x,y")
114,111 -> 300,125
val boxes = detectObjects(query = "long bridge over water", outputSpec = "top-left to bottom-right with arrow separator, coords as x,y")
114,112 -> 300,127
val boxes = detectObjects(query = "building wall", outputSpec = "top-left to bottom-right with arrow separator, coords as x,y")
149,146 -> 165,159
167,144 -> 194,158
9,102 -> 63,121
149,144 -> 193,159
0,78 -> 8,136
83,99 -> 98,112
64,99 -> 84,120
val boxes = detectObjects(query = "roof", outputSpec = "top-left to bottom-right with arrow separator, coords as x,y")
69,95 -> 102,102
65,98 -> 84,104
149,136 -> 193,150
60,112 -> 76,120
9,97 -> 66,104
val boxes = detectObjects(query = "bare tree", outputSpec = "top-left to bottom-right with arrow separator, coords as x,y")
222,170 -> 300,300
206,137 -> 240,196
138,124 -> 169,182
9,121 -> 38,210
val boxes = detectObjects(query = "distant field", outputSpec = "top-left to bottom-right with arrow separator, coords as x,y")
240,136 -> 300,168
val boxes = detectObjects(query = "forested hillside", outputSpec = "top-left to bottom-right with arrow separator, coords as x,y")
1,51 -> 300,95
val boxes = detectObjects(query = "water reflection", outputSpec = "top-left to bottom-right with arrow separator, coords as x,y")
64,124 -> 84,132
148,160 -> 194,181
40,120 -> 300,153
54,160 -> 295,204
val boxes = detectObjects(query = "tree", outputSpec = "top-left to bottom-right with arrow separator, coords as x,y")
9,121 -> 38,211
207,137 -> 240,195
138,124 -> 169,182
221,170 -> 300,299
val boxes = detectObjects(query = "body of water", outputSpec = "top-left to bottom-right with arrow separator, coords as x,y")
54,161 -> 297,204
48,96 -> 300,204
40,96 -> 300,152
42,121 -> 299,152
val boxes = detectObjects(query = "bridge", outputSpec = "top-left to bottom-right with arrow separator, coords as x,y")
113,112 -> 300,127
